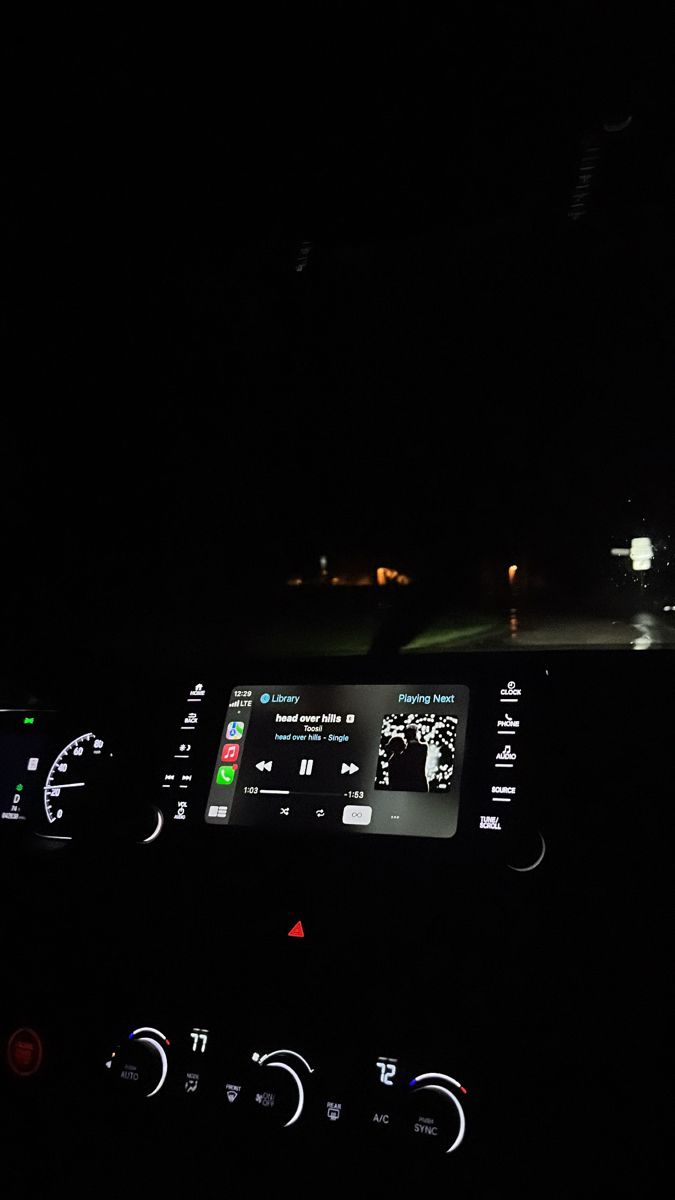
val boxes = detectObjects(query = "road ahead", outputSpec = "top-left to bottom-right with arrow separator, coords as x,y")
403,609 -> 675,653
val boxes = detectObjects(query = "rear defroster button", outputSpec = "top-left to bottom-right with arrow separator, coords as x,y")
342,805 -> 372,826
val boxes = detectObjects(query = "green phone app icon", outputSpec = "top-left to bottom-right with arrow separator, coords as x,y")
217,765 -> 236,786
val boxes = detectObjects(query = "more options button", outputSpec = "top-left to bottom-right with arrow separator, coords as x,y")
342,804 -> 373,827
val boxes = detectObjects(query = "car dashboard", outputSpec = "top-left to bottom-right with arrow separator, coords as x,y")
1,648 -> 670,1191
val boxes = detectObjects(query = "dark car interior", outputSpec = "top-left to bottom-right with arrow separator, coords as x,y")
2,7 -> 672,1193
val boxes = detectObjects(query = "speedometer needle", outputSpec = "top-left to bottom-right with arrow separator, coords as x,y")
46,782 -> 86,788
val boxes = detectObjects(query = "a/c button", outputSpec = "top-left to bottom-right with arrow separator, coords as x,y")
342,805 -> 372,826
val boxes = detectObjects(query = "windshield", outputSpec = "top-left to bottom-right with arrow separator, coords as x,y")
3,15 -> 673,656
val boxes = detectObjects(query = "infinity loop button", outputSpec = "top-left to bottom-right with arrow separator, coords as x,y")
342,805 -> 372,826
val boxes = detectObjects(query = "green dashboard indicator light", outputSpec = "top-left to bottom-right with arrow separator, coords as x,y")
23,716 -> 35,725
15,784 -> 23,793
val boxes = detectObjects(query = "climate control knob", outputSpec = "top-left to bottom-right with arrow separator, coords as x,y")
106,1026 -> 170,1099
407,1072 -> 467,1154
249,1048 -> 314,1128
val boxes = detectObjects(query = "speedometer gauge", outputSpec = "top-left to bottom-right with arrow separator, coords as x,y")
44,732 -> 111,826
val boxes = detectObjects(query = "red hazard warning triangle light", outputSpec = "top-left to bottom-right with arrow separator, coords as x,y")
287,920 -> 305,938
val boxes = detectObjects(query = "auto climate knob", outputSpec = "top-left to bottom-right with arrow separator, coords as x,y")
106,1026 -> 170,1098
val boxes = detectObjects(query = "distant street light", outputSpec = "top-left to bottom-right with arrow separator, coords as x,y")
629,538 -> 654,570
610,537 -> 654,570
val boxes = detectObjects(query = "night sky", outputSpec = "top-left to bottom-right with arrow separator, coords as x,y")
3,7 -> 673,622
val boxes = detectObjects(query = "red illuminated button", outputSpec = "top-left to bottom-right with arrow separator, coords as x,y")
288,921 -> 305,938
7,1028 -> 43,1077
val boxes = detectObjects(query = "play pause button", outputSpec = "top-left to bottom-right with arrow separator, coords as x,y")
341,763 -> 359,775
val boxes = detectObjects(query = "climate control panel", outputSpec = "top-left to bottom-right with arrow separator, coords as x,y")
4,1018 -> 469,1159
102,1022 -> 469,1155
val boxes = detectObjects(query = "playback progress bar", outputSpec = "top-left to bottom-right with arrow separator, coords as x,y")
259,789 -> 345,798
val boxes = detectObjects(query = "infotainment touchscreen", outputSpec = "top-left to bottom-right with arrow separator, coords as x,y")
205,684 -> 469,838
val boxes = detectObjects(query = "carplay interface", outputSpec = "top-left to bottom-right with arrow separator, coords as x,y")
205,685 -> 469,838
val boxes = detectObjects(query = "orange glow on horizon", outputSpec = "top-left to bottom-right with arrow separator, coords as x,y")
377,567 -> 411,586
